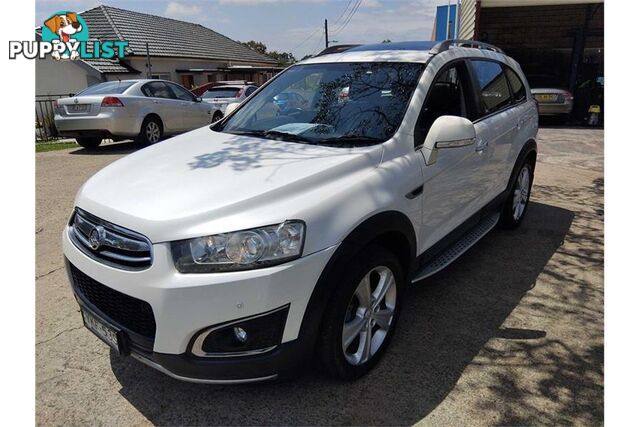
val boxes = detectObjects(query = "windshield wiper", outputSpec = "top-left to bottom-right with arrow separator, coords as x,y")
227,129 -> 312,143
314,135 -> 383,146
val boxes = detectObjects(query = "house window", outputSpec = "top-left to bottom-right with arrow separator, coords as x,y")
151,73 -> 171,80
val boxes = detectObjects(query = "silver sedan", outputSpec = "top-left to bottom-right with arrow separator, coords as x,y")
54,79 -> 214,149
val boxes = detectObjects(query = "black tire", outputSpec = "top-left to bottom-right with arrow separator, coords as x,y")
318,245 -> 405,380
136,116 -> 163,145
212,111 -> 224,123
75,137 -> 102,149
499,160 -> 534,229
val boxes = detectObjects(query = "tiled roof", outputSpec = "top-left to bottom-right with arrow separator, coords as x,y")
80,5 -> 277,65
82,57 -> 139,73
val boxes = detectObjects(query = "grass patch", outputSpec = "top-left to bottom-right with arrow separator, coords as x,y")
36,142 -> 79,153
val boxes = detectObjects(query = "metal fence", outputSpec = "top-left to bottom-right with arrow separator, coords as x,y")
35,94 -> 68,142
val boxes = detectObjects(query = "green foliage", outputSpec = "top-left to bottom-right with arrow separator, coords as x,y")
241,40 -> 297,66
35,142 -> 79,152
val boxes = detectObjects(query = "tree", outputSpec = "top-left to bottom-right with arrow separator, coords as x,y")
241,40 -> 267,54
241,40 -> 296,66
381,39 -> 392,43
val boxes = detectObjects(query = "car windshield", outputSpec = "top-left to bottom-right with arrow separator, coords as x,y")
214,62 -> 425,146
203,87 -> 241,99
77,81 -> 136,96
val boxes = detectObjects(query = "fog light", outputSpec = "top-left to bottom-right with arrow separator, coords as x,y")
192,305 -> 289,357
233,326 -> 248,343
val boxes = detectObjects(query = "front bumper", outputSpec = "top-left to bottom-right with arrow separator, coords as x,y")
62,225 -> 336,382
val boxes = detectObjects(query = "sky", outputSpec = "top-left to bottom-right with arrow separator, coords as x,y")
35,0 -> 441,59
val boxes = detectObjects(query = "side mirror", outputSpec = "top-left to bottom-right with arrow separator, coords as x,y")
422,116 -> 476,165
225,102 -> 241,116
195,97 -> 203,103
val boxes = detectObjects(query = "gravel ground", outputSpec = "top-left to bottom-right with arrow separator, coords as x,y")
35,127 -> 604,426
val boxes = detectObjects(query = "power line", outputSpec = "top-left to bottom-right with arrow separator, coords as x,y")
332,0 -> 354,29
290,25 -> 323,51
332,0 -> 363,36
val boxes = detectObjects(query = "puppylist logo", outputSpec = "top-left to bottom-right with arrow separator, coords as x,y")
9,11 -> 128,60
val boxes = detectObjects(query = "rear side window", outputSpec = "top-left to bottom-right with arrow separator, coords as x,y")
141,82 -> 176,99
77,81 -> 135,96
168,83 -> 196,102
469,60 -> 511,115
505,68 -> 526,103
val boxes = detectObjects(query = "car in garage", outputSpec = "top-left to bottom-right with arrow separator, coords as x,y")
527,74 -> 574,122
54,80 -> 214,149
63,40 -> 538,383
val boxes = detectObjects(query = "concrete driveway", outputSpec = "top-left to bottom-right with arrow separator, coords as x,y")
36,127 -> 603,426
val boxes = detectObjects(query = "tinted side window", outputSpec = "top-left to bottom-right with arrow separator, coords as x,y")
469,60 -> 511,116
169,83 -> 196,101
505,68 -> 526,103
414,63 -> 472,146
142,82 -> 175,99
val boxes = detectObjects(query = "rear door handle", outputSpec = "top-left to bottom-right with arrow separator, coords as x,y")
152,100 -> 162,104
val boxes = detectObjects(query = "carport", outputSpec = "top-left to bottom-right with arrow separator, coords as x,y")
459,0 -> 603,122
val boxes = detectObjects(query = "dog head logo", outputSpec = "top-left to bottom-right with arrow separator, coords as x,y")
44,12 -> 82,42
42,11 -> 89,60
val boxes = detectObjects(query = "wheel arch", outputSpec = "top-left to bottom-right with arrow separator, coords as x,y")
142,113 -> 164,132
508,138 -> 537,190
294,210 -> 417,360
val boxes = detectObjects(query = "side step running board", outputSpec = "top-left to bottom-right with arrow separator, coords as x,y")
411,213 -> 500,283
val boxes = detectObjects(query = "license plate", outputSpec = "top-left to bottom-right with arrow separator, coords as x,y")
535,94 -> 557,102
81,308 -> 127,354
69,104 -> 89,113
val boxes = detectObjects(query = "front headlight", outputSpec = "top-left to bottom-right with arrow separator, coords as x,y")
171,221 -> 305,273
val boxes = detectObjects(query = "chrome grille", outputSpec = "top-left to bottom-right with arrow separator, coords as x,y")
69,208 -> 152,270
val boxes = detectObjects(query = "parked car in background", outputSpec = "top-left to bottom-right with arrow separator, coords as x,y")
54,80 -> 214,149
273,91 -> 308,113
63,40 -> 538,384
527,74 -> 574,123
200,82 -> 259,121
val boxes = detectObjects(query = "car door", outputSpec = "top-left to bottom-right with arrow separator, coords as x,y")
415,60 -> 494,252
168,82 -> 212,129
141,81 -> 183,133
467,59 -> 520,201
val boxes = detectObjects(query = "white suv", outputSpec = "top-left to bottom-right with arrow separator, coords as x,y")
62,40 -> 538,383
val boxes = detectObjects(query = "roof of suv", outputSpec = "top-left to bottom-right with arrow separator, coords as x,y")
301,40 -> 506,65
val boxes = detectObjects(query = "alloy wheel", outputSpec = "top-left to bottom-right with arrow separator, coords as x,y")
342,266 -> 397,365
512,166 -> 530,220
145,121 -> 161,143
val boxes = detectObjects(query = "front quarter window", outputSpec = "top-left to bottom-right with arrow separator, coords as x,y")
214,62 -> 424,146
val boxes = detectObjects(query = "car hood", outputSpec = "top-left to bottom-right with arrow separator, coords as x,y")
75,127 -> 382,242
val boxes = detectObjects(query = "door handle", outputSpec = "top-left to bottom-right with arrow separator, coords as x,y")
152,100 -> 162,104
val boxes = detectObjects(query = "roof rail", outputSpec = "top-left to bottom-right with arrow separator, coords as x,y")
429,39 -> 504,55
315,44 -> 362,57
